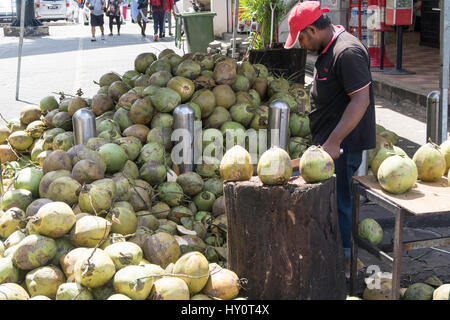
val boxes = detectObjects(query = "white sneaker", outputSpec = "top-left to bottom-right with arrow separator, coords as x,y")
91,37 -> 96,42
101,35 -> 105,40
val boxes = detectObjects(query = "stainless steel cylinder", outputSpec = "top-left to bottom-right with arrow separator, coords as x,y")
72,108 -> 96,145
426,91 -> 440,144
173,104 -> 195,174
356,150 -> 369,176
268,100 -> 290,150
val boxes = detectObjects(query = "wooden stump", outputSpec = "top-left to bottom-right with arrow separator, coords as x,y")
224,175 -> 346,300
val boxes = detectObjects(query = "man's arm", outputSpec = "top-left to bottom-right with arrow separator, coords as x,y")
322,85 -> 370,159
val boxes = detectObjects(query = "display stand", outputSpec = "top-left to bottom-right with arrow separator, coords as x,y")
350,175 -> 450,300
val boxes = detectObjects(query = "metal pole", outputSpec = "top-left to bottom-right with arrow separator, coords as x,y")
440,0 -> 449,143
232,0 -> 239,57
15,0 -> 26,101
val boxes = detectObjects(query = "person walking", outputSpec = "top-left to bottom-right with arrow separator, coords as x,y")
162,0 -> 174,37
85,0 -> 106,41
137,0 -> 149,37
284,1 -> 376,278
106,0 -> 122,36
150,0 -> 165,42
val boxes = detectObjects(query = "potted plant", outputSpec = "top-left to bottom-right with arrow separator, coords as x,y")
239,0 -> 307,84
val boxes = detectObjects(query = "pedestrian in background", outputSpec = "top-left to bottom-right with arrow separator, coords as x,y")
137,0 -> 149,37
122,0 -> 128,21
162,0 -> 174,37
85,0 -> 106,41
151,0 -> 164,42
107,0 -> 122,36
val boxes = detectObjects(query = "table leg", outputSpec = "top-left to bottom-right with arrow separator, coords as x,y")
391,210 -> 404,300
350,182 -> 360,296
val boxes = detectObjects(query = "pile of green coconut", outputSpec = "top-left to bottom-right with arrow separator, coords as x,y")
0,48 -> 315,300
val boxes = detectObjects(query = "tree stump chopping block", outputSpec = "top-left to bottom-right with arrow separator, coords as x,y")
223,175 -> 346,300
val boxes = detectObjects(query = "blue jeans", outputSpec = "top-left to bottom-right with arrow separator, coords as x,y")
152,10 -> 164,36
334,148 -> 362,259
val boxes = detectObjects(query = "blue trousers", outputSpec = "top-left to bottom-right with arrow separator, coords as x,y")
152,10 -> 164,36
334,148 -> 362,259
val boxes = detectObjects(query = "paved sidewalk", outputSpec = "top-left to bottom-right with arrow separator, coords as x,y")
0,21 -> 182,122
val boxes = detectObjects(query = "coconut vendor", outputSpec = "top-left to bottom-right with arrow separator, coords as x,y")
284,1 -> 376,278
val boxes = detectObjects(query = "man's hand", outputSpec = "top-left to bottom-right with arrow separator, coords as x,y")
322,138 -> 341,160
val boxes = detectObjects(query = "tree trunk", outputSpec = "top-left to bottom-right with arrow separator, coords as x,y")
223,175 -> 346,300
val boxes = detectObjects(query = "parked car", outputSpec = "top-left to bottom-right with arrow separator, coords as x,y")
35,0 -> 76,22
0,0 -> 16,23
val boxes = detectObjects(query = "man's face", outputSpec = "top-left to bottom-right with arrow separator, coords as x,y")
298,27 -> 321,54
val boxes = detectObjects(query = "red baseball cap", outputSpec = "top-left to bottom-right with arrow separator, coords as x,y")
284,1 -> 330,49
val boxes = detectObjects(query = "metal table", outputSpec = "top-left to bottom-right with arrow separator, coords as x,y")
350,175 -> 450,300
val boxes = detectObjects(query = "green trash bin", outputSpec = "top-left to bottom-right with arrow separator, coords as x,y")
176,12 -> 216,53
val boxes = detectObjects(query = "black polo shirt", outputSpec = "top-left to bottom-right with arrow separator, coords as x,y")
309,26 -> 376,152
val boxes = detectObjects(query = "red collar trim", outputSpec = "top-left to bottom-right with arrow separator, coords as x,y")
321,25 -> 345,55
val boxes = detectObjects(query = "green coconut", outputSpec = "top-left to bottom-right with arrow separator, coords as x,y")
213,84 -> 236,109
358,218 -> 383,245
25,265 -> 66,299
0,189 -> 33,212
175,59 -> 202,79
29,202 -> 76,238
73,248 -> 116,289
104,242 -> 143,270
213,61 -> 237,86
412,142 -> 446,182
98,143 -> 128,173
204,107 -> 232,129
139,161 -> 167,186
143,232 -> 181,269
371,145 -> 408,179
113,107 -> 134,131
150,276 -> 190,300
114,136 -> 143,161
99,72 -> 121,87
193,192 -> 216,212
13,234 -> 57,270
8,131 -> 33,151
229,103 -> 254,127
173,251 -> 210,295
0,283 -> 30,300
128,179 -> 153,212
257,147 -> 293,185
0,257 -> 20,284
136,142 -> 165,166
404,283 -> 435,300
78,185 -> 112,215
113,265 -> 156,300
289,113 -> 310,137
196,156 -> 221,178
39,170 -> 71,199
121,160 -> 140,180
299,146 -> 335,183
152,202 -> 171,220
134,53 -> 156,73
157,182 -> 184,207
176,172 -> 204,197
52,132 -> 75,151
220,146 -> 253,181
107,207 -> 138,236
151,113 -> 174,129
111,174 -> 131,202
191,89 -> 216,119
69,216 -> 112,248
13,168 -> 43,199
26,120 -> 45,139
47,177 -> 81,206
167,76 -> 195,102
136,211 -> 159,231
146,127 -> 173,151
202,263 -> 240,300
378,155 -> 418,194
56,282 -> 94,300
39,96 -> 59,113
